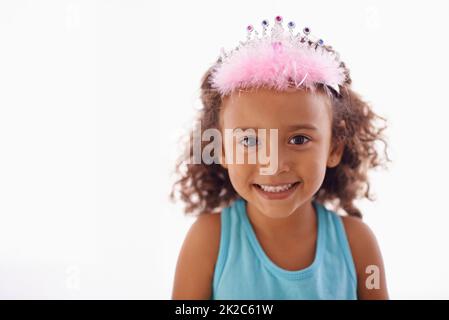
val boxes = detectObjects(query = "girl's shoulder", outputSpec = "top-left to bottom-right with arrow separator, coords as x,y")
339,215 -> 379,261
340,215 -> 389,299
187,212 -> 222,267
172,212 -> 221,299
193,212 -> 222,247
183,212 -> 222,265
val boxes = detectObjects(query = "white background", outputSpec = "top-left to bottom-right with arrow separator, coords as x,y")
0,0 -> 448,299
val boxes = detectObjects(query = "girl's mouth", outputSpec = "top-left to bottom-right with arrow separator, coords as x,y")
252,181 -> 301,200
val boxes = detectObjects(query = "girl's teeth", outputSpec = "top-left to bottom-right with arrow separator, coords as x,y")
258,183 -> 296,193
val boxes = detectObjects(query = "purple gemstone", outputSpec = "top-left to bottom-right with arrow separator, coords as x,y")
288,21 -> 295,29
303,27 -> 310,34
262,19 -> 269,27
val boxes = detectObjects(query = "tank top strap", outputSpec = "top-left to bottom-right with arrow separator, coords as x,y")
318,203 -> 357,285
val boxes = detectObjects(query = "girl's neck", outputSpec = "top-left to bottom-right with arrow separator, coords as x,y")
245,199 -> 316,242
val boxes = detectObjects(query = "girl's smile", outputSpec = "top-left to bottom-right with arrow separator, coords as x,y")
252,181 -> 301,200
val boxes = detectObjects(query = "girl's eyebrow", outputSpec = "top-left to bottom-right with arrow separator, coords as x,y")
286,124 -> 318,131
233,124 -> 318,131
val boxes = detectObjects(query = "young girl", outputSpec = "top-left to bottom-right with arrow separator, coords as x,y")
171,16 -> 390,300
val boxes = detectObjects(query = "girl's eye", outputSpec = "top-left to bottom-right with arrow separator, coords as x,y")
288,135 -> 310,145
239,136 -> 259,147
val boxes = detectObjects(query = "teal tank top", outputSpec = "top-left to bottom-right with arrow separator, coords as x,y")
211,197 -> 358,299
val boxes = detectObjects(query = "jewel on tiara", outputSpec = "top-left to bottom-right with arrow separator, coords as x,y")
209,16 -> 345,96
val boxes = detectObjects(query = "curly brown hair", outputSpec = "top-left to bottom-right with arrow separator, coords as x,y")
170,45 -> 391,219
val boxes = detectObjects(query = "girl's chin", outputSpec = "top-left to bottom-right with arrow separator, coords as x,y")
258,210 -> 293,219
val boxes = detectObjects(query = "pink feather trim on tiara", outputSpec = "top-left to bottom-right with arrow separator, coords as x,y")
209,17 -> 345,96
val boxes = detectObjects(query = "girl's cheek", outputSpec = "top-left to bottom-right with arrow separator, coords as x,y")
303,158 -> 328,185
227,165 -> 253,188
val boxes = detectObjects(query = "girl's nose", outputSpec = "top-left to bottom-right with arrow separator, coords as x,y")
271,147 -> 293,175
276,158 -> 291,174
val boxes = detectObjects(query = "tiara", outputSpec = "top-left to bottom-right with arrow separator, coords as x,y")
209,15 -> 345,96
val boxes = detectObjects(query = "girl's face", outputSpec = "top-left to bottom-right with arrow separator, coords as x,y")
220,88 -> 342,219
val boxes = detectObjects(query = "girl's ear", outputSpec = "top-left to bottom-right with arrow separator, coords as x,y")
327,141 -> 345,168
327,120 -> 346,168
